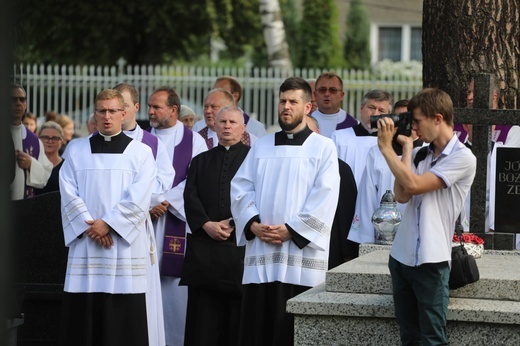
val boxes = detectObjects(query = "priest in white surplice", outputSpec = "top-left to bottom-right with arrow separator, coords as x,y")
11,84 -> 52,200
231,77 -> 340,346
59,89 -> 156,346
115,82 -> 174,346
331,90 -> 393,185
147,86 -> 207,346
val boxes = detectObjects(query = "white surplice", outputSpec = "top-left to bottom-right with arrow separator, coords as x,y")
125,124 -> 173,346
150,122 -> 207,346
231,132 -> 340,287
10,124 -> 53,200
312,108 -> 358,138
59,135 -> 156,294
331,127 -> 378,185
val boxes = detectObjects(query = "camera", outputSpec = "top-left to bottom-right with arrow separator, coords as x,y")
370,112 -> 413,137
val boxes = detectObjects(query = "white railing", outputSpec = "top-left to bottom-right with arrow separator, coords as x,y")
13,63 -> 423,132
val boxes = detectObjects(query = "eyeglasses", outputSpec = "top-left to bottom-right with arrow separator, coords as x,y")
95,108 -> 124,115
316,87 -> 341,95
12,96 -> 27,103
40,135 -> 62,142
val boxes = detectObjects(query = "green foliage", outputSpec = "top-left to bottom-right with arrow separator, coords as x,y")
344,0 -> 371,69
296,0 -> 343,69
13,0 -> 262,66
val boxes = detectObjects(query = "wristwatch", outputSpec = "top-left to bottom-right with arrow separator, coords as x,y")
228,217 -> 235,228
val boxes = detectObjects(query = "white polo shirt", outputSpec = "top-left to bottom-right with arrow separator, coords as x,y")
390,135 -> 476,267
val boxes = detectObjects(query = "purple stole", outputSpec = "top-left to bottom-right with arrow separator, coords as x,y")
140,130 -> 159,159
454,124 -> 511,144
494,125 -> 512,143
335,112 -> 358,130
161,125 -> 193,277
243,112 -> 251,125
198,127 -> 213,149
454,124 -> 468,143
22,129 -> 40,199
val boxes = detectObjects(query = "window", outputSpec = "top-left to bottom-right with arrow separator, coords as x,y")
411,27 -> 422,61
378,27 -> 402,61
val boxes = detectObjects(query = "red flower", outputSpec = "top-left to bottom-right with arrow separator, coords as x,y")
452,233 -> 484,245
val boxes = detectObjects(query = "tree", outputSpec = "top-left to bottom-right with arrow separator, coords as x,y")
423,0 -> 519,108
343,0 -> 371,70
258,0 -> 292,70
13,0 -> 263,66
297,0 -> 343,69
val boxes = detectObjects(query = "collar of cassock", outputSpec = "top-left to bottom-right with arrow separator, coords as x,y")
99,130 -> 123,141
217,141 -> 243,151
275,125 -> 313,146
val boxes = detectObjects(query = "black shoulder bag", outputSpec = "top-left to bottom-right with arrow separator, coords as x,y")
449,222 -> 480,289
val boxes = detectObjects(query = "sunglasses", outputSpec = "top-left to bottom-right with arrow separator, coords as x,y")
12,96 -> 27,103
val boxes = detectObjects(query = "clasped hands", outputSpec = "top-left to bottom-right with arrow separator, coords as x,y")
203,219 -> 235,241
85,219 -> 113,249
150,200 -> 170,220
251,221 -> 291,245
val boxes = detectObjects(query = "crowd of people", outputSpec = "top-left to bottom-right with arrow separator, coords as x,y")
11,70 -> 517,345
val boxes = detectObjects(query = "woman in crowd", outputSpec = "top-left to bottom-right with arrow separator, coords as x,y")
55,114 -> 75,155
34,121 -> 64,195
22,112 -> 38,134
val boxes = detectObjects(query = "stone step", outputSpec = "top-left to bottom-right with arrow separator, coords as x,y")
326,249 -> 520,301
287,283 -> 520,325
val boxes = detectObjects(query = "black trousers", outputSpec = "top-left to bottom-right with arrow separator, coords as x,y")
237,282 -> 309,346
59,292 -> 149,346
184,286 -> 242,346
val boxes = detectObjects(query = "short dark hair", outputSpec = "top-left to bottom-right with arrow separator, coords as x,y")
152,86 -> 181,109
279,77 -> 312,102
408,88 -> 454,126
393,99 -> 409,110
361,90 -> 392,106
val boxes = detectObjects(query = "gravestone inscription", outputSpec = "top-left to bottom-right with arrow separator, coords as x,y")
494,147 -> 520,233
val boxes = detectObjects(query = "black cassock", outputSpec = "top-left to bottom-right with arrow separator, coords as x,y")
328,159 -> 358,269
181,141 -> 249,346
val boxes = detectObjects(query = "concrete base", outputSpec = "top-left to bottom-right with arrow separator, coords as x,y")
287,248 -> 520,345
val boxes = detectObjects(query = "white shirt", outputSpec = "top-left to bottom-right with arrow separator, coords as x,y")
391,135 -> 476,266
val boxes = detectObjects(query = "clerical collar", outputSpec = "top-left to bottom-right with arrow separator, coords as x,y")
275,126 -> 313,146
217,141 -> 243,151
99,131 -> 123,141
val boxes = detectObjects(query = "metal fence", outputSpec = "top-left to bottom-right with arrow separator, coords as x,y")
13,63 -> 423,132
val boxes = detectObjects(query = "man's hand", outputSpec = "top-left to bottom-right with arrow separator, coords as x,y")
150,200 -> 170,220
377,117 -> 397,152
85,219 -> 113,249
202,221 -> 231,241
15,149 -> 32,170
251,222 -> 291,245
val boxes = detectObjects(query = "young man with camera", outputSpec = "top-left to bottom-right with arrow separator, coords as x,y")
377,88 -> 476,345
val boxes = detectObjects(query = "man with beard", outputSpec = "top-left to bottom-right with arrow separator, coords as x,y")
231,77 -> 340,346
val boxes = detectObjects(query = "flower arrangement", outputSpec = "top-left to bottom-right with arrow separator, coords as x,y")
452,233 -> 484,258
452,233 -> 485,245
